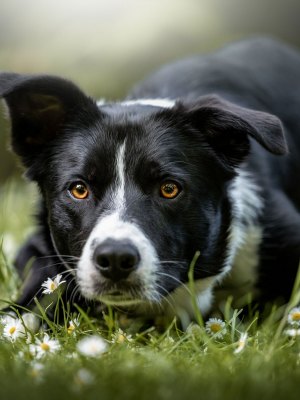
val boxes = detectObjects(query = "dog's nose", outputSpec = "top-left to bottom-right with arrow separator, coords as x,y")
93,239 -> 140,281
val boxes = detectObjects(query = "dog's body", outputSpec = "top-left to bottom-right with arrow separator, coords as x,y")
1,38 -> 300,322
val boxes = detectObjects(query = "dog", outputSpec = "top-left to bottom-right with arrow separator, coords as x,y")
1,37 -> 300,324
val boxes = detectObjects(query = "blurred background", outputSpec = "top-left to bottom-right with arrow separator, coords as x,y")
1,0 -> 300,182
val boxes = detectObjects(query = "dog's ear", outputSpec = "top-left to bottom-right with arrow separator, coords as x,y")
179,95 -> 288,169
0,73 -> 100,168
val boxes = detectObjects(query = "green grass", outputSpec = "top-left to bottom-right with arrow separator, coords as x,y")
1,181 -> 300,400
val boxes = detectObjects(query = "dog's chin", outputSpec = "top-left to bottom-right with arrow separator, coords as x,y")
98,294 -> 145,307
79,284 -> 154,307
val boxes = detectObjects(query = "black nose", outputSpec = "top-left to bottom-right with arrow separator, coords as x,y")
93,239 -> 140,282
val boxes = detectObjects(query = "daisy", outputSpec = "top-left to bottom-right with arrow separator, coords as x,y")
287,307 -> 300,327
29,333 -> 60,358
205,318 -> 227,339
74,368 -> 95,386
2,316 -> 25,342
22,313 -> 40,333
2,233 -> 18,256
111,328 -> 133,344
234,332 -> 248,354
67,317 -> 80,335
284,328 -> 300,337
29,362 -> 44,382
0,314 -> 16,325
186,323 -> 203,337
41,274 -> 66,294
77,335 -> 108,357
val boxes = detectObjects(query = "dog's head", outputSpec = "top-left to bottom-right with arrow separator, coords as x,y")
0,74 -> 287,312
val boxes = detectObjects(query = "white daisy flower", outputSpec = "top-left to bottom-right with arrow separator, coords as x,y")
0,313 -> 16,325
285,328 -> 300,337
205,318 -> 227,339
234,332 -> 248,354
67,317 -> 80,335
29,362 -> 44,382
111,328 -> 133,344
186,323 -> 202,337
2,233 -> 18,257
21,313 -> 40,333
77,335 -> 108,357
0,315 -> 8,325
41,274 -> 66,294
29,333 -> 60,358
2,316 -> 25,342
287,307 -> 300,327
74,368 -> 95,386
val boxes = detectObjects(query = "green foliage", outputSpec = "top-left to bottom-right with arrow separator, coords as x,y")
1,181 -> 300,400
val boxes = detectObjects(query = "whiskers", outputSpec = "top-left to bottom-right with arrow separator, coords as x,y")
151,258 -> 204,313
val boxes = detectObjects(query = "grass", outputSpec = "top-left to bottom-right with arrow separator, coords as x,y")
1,180 -> 300,400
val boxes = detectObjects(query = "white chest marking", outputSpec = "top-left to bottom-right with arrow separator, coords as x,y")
222,169 -> 263,277
214,169 -> 263,306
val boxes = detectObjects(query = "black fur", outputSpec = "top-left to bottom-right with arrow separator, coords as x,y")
1,38 -> 300,319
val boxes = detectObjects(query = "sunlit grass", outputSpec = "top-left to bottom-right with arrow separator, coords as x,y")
1,180 -> 300,400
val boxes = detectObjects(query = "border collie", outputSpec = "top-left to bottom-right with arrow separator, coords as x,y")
1,38 -> 300,323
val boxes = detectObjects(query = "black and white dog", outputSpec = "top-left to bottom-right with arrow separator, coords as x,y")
1,38 -> 300,322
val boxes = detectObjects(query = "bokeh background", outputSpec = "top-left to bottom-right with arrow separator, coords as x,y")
1,0 -> 300,182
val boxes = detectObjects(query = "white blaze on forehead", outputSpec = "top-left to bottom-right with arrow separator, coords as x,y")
114,141 -> 126,212
77,139 -> 159,301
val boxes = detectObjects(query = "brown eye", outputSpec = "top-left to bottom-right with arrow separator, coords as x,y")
69,182 -> 89,200
160,182 -> 180,199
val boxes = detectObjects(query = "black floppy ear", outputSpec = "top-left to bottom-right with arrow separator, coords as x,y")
0,73 -> 100,168
180,95 -> 288,169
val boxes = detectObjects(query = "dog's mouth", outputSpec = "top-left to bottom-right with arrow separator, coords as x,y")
99,291 -> 144,306
87,280 -> 153,306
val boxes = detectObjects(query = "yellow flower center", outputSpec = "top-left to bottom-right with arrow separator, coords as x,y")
9,326 -> 16,335
30,370 -> 39,378
40,342 -> 50,351
210,323 -> 222,333
117,334 -> 126,343
67,325 -> 75,334
291,312 -> 300,321
50,282 -> 56,291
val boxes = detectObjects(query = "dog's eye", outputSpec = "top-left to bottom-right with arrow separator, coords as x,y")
160,182 -> 180,199
69,182 -> 89,200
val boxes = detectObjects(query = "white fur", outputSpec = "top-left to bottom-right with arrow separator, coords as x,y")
211,169 -> 264,307
77,141 -> 160,302
216,225 -> 262,305
223,169 -> 263,276
121,98 -> 176,108
77,213 -> 159,301
114,141 -> 126,212
164,277 -> 215,327
97,98 -> 176,109
96,98 -> 106,106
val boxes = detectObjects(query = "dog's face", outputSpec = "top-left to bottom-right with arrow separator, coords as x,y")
45,103 -> 234,306
0,74 -> 287,311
